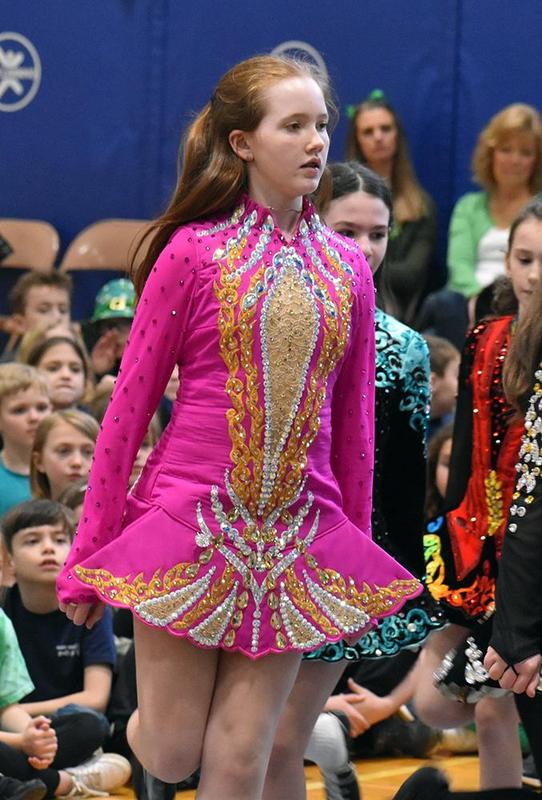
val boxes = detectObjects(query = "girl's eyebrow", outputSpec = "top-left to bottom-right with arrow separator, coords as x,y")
280,111 -> 329,122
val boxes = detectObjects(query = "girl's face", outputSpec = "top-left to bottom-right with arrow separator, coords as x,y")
37,342 -> 86,409
129,438 -> 154,487
235,76 -> 330,209
435,437 -> 452,499
355,108 -> 398,168
34,420 -> 95,500
506,217 -> 542,318
492,132 -> 537,191
0,387 -> 51,451
324,190 -> 390,272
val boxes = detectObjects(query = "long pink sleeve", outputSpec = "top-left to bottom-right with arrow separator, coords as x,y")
330,256 -> 375,538
57,228 -> 198,605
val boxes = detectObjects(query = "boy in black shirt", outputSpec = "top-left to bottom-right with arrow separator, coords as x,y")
2,499 -> 130,796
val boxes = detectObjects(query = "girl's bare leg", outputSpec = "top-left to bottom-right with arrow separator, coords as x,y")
476,694 -> 522,789
413,624 -> 475,728
127,618 -> 219,782
196,649 -> 302,800
262,660 -> 346,800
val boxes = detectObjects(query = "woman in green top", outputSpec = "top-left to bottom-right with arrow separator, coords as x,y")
448,103 -> 542,299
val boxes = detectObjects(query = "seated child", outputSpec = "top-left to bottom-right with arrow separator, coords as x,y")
83,279 -> 135,379
423,335 -> 460,439
0,365 -> 52,518
30,411 -> 99,501
24,337 -> 92,411
2,274 -> 73,362
1,499 -> 131,796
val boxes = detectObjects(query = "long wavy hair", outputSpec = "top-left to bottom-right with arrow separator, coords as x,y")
502,199 -> 542,412
345,97 -> 429,224
132,55 -> 336,297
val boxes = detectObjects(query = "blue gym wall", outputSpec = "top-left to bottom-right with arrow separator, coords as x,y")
2,0 -> 541,266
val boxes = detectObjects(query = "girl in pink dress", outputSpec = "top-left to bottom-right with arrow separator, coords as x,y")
56,55 -> 420,798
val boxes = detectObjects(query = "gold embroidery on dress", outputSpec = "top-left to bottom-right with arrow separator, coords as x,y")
484,470 -> 503,536
423,532 -> 450,600
73,211 -> 422,654
259,261 -> 319,515
314,566 -> 420,618
188,585 -> 239,647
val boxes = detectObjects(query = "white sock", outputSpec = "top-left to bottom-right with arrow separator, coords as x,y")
304,713 -> 350,773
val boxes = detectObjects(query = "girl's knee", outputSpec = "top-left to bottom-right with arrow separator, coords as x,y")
128,712 -> 202,783
141,746 -> 201,784
267,735 -> 303,777
475,697 -> 517,732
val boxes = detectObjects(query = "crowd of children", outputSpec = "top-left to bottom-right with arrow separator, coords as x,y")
0,274 -> 141,798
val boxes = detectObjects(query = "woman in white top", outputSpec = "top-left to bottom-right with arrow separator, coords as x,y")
447,103 -> 542,299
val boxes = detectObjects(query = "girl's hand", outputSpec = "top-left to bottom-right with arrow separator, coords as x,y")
59,600 -> 106,629
342,678 -> 395,727
325,694 -> 370,738
90,329 -> 121,375
484,646 -> 542,698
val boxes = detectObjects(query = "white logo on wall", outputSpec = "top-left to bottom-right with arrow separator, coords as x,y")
0,32 -> 41,112
271,41 -> 328,79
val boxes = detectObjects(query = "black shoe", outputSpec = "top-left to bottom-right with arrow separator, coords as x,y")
141,771 -> 176,800
372,715 -> 442,759
392,767 -> 449,800
393,767 -> 540,800
176,769 -> 200,791
0,777 -> 47,800
322,762 -> 360,800
522,754 -> 542,789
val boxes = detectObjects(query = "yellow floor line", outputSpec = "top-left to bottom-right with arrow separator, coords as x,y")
306,755 -> 479,787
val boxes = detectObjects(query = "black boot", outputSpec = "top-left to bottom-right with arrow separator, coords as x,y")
0,777 -> 47,800
392,767 -> 449,799
140,771 -> 176,800
392,767 -> 540,800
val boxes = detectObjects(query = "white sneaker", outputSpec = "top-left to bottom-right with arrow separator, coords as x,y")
65,753 -> 132,796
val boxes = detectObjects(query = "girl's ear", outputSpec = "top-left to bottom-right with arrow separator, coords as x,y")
504,251 -> 512,277
32,449 -> 45,473
228,130 -> 253,162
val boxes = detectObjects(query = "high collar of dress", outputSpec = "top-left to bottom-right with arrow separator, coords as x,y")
239,193 -> 321,239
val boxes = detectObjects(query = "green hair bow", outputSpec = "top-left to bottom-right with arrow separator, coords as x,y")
346,88 -> 387,119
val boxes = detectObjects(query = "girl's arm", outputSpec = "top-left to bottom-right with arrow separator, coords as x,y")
489,364 -> 542,667
383,330 -> 430,576
447,194 -> 482,298
330,255 -> 376,536
20,664 -> 112,715
57,228 -> 199,608
0,705 -> 57,764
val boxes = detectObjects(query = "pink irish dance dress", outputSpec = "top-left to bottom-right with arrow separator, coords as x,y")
57,195 -> 421,658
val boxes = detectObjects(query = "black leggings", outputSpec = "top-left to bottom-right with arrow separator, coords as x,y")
0,711 -> 106,797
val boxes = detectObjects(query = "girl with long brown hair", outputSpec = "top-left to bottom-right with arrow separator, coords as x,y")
55,55 -> 420,799
411,199 -> 542,793
484,200 -> 542,785
345,92 -> 438,324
